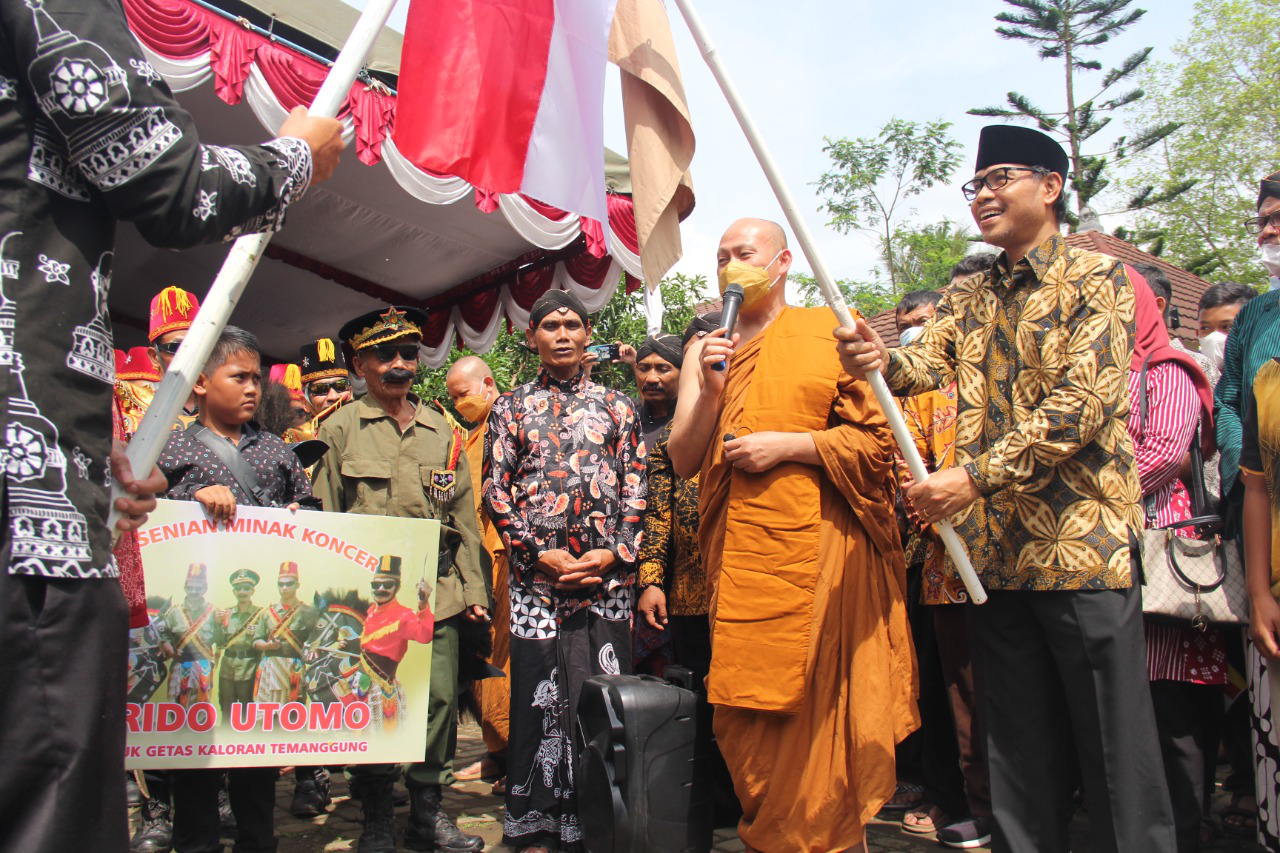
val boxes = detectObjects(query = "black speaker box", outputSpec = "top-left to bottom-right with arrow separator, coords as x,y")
577,668 -> 713,853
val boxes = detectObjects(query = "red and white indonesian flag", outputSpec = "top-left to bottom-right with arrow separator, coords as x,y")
395,0 -> 619,225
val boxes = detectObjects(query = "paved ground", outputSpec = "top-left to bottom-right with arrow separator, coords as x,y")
134,722 -> 1268,852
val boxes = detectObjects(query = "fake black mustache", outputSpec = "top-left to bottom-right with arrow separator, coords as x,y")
383,368 -> 415,384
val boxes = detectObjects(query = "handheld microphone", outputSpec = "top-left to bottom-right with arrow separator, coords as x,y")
713,283 -> 745,371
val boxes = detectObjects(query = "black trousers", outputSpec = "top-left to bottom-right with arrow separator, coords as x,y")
1150,679 -> 1224,853
969,584 -> 1177,853
913,598 -> 967,818
669,614 -> 742,827
0,570 -> 129,853
172,767 -> 277,853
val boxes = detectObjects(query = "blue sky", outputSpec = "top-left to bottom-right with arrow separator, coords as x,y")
347,0 -> 1198,290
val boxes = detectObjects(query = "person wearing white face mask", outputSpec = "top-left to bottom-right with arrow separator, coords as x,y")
1215,169 -> 1280,853
1198,281 -> 1258,376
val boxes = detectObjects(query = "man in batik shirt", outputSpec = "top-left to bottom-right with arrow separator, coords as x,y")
160,563 -> 217,707
483,289 -> 647,853
252,561 -> 319,703
838,125 -> 1175,851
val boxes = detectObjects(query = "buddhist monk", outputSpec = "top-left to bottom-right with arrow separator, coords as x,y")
669,218 -> 918,853
445,356 -> 509,790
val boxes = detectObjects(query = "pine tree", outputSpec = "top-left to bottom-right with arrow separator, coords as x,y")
968,0 -> 1190,225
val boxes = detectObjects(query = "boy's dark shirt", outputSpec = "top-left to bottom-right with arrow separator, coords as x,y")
158,422 -> 319,508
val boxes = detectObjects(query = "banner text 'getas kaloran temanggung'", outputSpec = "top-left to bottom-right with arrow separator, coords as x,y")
126,500 -> 439,769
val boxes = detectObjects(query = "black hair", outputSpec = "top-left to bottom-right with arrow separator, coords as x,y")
950,252 -> 997,281
203,325 -> 260,374
255,380 -> 299,437
1134,262 -> 1172,304
1051,181 -> 1067,226
896,289 -> 943,316
1199,281 -> 1257,314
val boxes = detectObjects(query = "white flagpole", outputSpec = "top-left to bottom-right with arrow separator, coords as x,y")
670,0 -> 987,605
109,0 -> 400,538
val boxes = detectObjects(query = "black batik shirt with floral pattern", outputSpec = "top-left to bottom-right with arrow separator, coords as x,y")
483,368 -> 647,617
0,0 -> 312,579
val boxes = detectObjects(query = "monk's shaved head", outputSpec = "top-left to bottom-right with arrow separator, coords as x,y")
446,355 -> 492,385
720,218 -> 788,257
445,355 -> 494,405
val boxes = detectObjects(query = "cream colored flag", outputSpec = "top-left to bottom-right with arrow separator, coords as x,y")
609,0 -> 696,289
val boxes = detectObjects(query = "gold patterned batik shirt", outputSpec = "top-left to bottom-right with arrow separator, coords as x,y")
636,422 -> 706,615
885,233 -> 1143,591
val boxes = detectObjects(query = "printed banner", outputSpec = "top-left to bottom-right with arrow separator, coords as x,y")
126,500 -> 439,769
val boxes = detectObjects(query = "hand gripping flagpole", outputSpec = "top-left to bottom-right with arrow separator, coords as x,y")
108,0 -> 399,540
670,0 -> 986,604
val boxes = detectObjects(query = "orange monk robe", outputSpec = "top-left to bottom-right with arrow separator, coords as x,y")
699,307 -> 919,853
465,419 -> 510,754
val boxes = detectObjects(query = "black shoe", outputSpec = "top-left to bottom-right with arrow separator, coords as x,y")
355,779 -> 399,853
404,784 -> 484,852
130,798 -> 173,853
291,777 -> 328,818
217,782 -> 238,841
125,773 -> 143,808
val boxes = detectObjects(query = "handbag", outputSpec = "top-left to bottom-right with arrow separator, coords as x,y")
1134,355 -> 1249,627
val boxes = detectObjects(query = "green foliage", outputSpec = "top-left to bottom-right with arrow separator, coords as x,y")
815,119 -> 962,288
411,274 -> 708,408
881,220 -> 977,292
792,220 -> 974,319
968,0 -> 1187,218
1118,0 -> 1280,287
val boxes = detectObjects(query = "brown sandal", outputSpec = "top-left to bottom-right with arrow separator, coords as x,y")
902,803 -> 947,834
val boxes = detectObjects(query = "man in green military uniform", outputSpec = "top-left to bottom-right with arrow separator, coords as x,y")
216,568 -> 264,717
314,306 -> 489,853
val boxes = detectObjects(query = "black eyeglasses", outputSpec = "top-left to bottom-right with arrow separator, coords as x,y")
154,340 -> 183,355
961,166 -> 1050,201
371,580 -> 398,591
1244,213 -> 1280,235
308,378 -> 350,397
370,343 -> 420,364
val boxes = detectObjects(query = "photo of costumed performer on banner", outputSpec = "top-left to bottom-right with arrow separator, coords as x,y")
333,555 -> 436,731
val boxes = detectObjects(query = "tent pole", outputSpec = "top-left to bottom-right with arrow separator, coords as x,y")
109,0 -> 399,539
669,0 -> 987,604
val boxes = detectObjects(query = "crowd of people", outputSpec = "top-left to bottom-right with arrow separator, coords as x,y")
4,4 -> 1280,853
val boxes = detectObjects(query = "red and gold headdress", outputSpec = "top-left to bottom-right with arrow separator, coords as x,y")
148,286 -> 200,341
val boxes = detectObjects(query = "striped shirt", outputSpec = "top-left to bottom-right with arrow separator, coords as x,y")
1127,361 -> 1200,528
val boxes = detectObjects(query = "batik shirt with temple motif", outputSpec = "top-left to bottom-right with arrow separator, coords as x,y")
483,368 -> 647,619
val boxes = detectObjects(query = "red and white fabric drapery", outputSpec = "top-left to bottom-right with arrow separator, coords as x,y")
122,0 -> 645,364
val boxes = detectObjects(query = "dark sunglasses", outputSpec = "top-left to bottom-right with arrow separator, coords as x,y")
308,378 -> 350,397
232,583 -> 255,592
370,344 -> 420,364
277,579 -> 298,588
371,580 -> 398,591
154,340 -> 183,356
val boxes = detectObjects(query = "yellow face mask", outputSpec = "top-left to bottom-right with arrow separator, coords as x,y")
454,393 -> 491,424
717,250 -> 784,308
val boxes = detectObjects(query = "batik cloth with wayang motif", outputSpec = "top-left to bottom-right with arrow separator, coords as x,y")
885,234 -> 1143,591
0,0 -> 312,580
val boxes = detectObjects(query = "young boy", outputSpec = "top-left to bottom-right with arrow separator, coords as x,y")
157,326 -> 319,853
